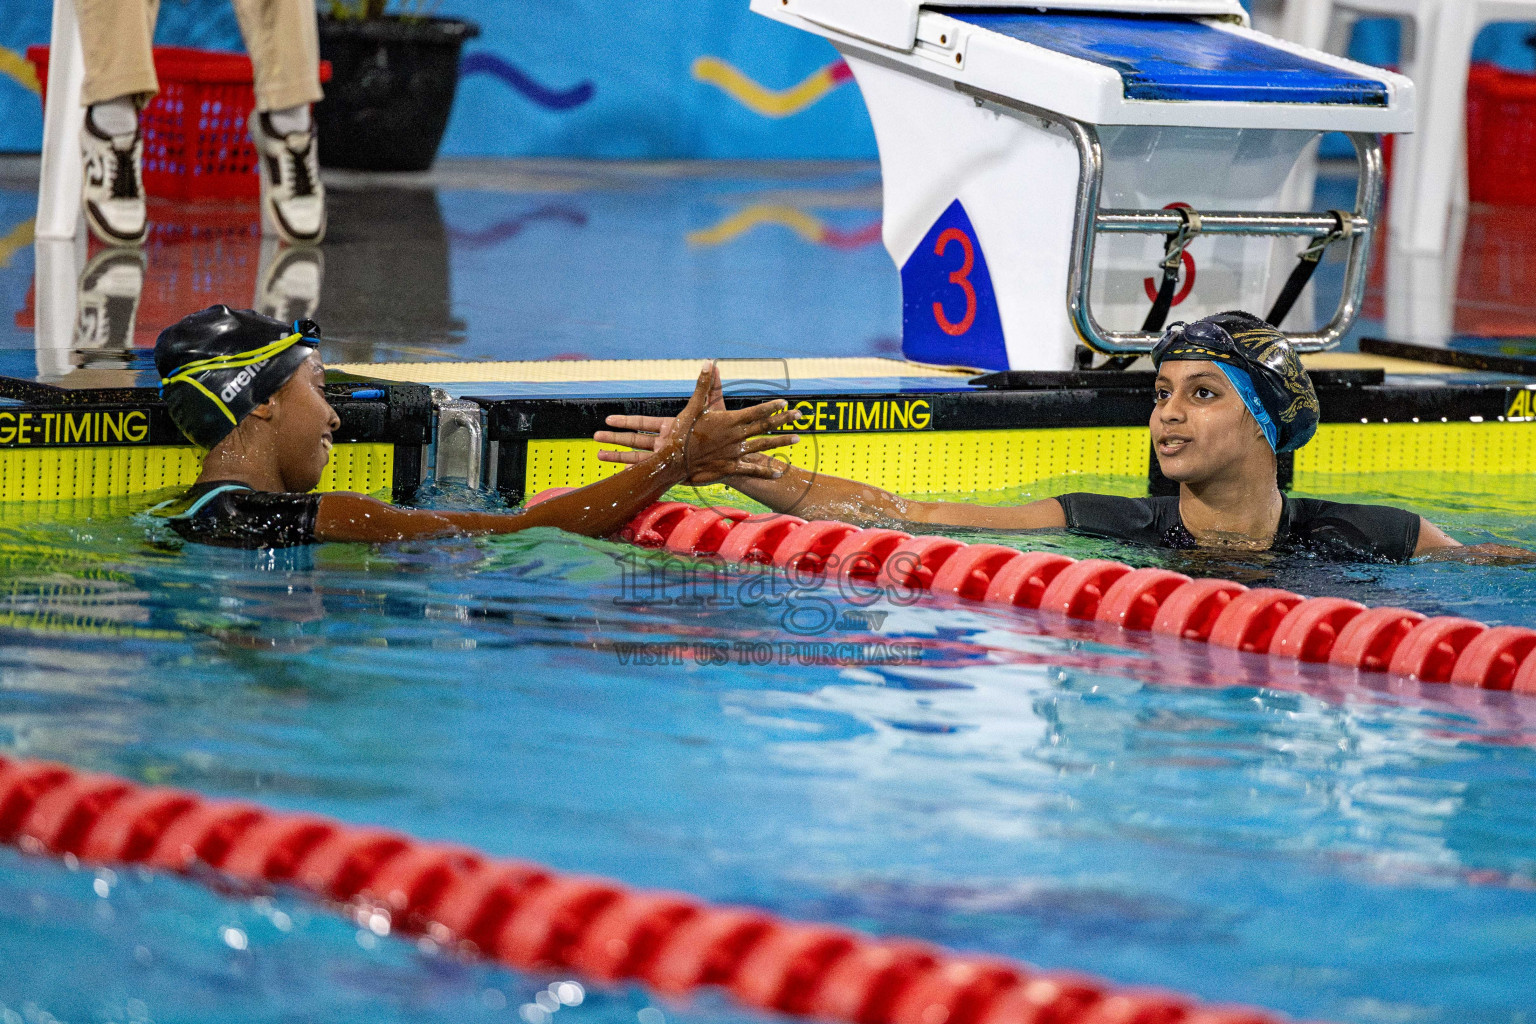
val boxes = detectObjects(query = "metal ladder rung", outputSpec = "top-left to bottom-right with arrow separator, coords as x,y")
1096,210 -> 1369,237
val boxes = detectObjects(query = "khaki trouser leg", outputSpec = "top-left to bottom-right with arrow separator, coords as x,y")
230,0 -> 323,112
78,0 -> 160,106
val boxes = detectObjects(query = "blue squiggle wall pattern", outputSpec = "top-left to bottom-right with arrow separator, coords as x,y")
457,53 -> 594,112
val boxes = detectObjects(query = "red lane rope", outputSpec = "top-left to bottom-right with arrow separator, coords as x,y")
572,494 -> 1536,694
0,754 -> 1305,1024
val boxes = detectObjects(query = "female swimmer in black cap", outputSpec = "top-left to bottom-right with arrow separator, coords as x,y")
153,306 -> 800,548
596,311 -> 1518,564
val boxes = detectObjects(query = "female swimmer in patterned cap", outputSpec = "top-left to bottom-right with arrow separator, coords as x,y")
596,311 -> 1520,563
152,305 -> 800,548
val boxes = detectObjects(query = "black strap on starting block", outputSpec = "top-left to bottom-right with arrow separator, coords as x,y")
1077,208 -> 1205,372
1142,207 -> 1201,335
1266,210 -> 1352,329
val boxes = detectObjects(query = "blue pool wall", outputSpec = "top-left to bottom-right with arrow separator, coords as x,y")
0,1 -> 1532,158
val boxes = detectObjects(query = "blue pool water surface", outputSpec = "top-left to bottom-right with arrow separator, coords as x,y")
0,475 -> 1534,1024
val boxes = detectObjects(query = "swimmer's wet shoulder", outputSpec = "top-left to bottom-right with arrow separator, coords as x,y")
158,481 -> 320,549
1056,493 -> 1422,563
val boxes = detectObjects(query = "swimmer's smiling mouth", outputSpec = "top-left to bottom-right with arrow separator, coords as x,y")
1156,433 -> 1192,457
321,432 -> 333,455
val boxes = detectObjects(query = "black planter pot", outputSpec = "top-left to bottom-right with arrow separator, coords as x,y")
316,15 -> 481,172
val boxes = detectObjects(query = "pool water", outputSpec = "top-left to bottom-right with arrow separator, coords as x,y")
4,154 -> 1536,1022
1,474 -> 1535,1024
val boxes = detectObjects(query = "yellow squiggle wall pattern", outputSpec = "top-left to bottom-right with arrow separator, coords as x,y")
0,46 -> 41,94
686,204 -> 881,250
0,218 -> 35,270
690,57 -> 853,118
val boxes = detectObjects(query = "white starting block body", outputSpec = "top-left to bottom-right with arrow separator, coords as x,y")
752,0 -> 1415,371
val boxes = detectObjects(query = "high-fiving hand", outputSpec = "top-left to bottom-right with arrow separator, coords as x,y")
628,363 -> 800,484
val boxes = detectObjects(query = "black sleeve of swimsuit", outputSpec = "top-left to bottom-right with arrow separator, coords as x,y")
167,490 -> 322,549
1056,493 -> 1165,546
1287,498 -> 1423,563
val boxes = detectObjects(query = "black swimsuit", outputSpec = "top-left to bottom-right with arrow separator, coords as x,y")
1056,493 -> 1422,563
155,481 -> 1423,561
157,481 -> 321,549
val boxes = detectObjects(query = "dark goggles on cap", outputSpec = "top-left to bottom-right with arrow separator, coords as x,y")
1150,319 -> 1241,367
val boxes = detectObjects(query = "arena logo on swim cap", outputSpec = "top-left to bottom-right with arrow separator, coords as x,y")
219,358 -> 270,404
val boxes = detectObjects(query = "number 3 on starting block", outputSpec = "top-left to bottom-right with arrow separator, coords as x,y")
900,199 -> 1007,369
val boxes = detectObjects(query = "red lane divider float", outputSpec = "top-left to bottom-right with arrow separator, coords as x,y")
572,494 -> 1536,695
0,754 -> 1307,1024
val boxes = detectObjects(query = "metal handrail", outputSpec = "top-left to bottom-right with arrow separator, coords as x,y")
431,389 -> 486,490
1096,210 -> 1369,236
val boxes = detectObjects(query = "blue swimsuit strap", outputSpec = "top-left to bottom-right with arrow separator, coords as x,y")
148,483 -> 253,520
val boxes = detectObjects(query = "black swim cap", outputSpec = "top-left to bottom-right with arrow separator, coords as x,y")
155,306 -> 320,449
1151,311 -> 1320,453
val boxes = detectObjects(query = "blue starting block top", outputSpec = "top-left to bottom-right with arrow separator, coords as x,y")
951,11 -> 1389,107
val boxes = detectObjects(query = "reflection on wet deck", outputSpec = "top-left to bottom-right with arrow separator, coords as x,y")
1,158 -> 899,388
0,156 -> 1532,390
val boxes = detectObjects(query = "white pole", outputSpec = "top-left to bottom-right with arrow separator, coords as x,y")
33,236 -> 85,380
35,0 -> 85,241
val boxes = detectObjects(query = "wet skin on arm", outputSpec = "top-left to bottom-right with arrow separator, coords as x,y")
198,356 -> 802,544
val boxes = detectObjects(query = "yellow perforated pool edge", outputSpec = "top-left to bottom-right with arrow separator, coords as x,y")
2,420 -> 1533,511
1300,422 -> 1536,476
528,421 -> 1536,498
0,444 -> 394,505
528,428 -> 1152,496
1295,423 -> 1536,495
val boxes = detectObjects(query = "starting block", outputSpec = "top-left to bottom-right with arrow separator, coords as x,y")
752,0 -> 1415,370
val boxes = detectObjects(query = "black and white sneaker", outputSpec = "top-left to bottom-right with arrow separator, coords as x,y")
80,118 -> 148,246
74,247 -> 146,362
255,238 -> 323,323
251,112 -> 326,245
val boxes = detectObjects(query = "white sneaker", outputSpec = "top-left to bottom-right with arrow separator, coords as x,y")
251,112 -> 326,245
255,238 -> 324,323
80,118 -> 148,246
75,248 -> 146,362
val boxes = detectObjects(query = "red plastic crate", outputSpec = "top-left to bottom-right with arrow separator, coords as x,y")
136,203 -> 264,340
15,202 -> 263,348
28,46 -> 327,202
1466,62 -> 1536,206
1455,202 -> 1536,337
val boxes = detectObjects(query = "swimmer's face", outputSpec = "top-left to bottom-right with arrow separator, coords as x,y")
1151,360 -> 1270,483
269,354 -> 340,493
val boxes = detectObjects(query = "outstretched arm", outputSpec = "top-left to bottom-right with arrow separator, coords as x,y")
316,364 -> 800,543
1415,518 -> 1536,563
595,391 -> 1065,532
719,458 -> 1066,531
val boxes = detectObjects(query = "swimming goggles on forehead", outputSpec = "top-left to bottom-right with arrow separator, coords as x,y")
1150,320 -> 1240,367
